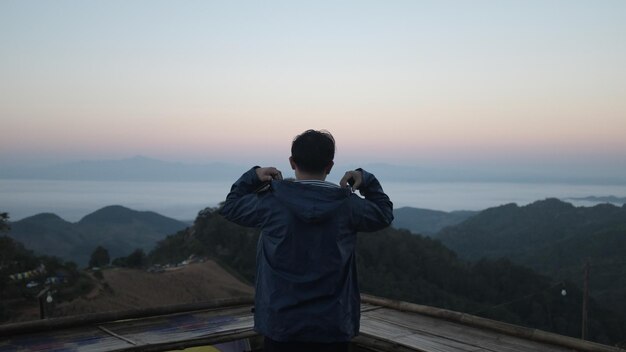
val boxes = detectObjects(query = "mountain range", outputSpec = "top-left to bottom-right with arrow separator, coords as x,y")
392,207 -> 477,235
567,195 -> 626,204
3,156 -> 626,184
8,205 -> 188,266
437,198 -> 626,331
149,205 -> 624,344
6,203 -> 474,267
437,198 -> 626,266
0,156 -> 242,182
4,199 -> 626,344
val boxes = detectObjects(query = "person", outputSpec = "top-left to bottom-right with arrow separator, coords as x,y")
220,129 -> 393,352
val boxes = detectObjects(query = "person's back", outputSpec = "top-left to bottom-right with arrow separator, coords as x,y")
220,129 -> 393,351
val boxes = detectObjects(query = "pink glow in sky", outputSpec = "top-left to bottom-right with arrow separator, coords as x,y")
1,1 -> 626,178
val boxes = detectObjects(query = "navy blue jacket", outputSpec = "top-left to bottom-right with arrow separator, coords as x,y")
220,167 -> 393,342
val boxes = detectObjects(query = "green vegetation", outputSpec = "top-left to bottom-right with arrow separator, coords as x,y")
5,200 -> 625,345
8,206 -> 188,266
437,199 -> 626,265
392,207 -> 476,235
0,236 -> 39,314
0,229 -> 91,322
150,207 -> 258,280
113,248 -> 147,268
356,228 -> 622,344
437,198 -> 626,343
0,212 -> 9,233
88,246 -> 110,268
148,207 -> 625,345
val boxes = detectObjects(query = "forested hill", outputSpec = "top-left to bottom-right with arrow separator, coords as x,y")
9,206 -> 187,266
436,198 -> 626,340
149,207 -> 624,345
437,198 -> 626,264
392,207 -> 476,235
0,236 -> 87,322
436,199 -> 626,283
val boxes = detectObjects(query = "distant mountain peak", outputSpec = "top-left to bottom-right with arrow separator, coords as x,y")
20,213 -> 68,223
129,155 -> 153,161
391,206 -> 478,236
568,195 -> 626,204
96,205 -> 132,211
0,156 -> 244,181
526,198 -> 574,209
79,205 -> 145,224
10,205 -> 189,266
482,202 -> 518,213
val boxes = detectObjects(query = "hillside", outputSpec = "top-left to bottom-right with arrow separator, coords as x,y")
53,261 -> 253,318
436,199 -> 626,267
0,236 -> 88,323
6,200 -> 626,344
392,207 -> 477,235
149,207 -> 624,344
436,199 -> 626,333
9,206 -> 188,266
6,213 -> 86,261
4,260 -> 253,322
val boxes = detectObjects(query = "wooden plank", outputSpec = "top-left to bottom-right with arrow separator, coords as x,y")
361,312 -> 479,352
353,334 -> 430,352
0,326 -> 135,352
360,317 -> 413,340
364,309 -> 509,350
0,306 -> 254,352
395,334 -> 481,352
99,326 -> 139,346
115,315 -> 253,345
93,306 -> 253,347
363,308 -> 573,352
117,330 -> 258,352
3,296 -> 622,352
0,297 -> 254,338
361,295 -> 625,352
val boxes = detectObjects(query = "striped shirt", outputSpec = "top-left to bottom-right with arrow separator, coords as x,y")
293,179 -> 341,189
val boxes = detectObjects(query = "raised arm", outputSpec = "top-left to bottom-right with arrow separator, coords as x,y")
219,166 -> 282,227
342,169 -> 394,232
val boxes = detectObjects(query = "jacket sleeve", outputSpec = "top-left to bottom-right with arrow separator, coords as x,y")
351,168 -> 394,232
219,167 -> 265,228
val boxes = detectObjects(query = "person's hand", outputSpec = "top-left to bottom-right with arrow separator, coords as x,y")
339,170 -> 363,190
256,167 -> 283,182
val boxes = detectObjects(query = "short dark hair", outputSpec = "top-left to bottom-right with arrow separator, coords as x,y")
291,129 -> 335,174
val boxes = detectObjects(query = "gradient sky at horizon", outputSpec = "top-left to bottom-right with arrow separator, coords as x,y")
1,1 -> 625,176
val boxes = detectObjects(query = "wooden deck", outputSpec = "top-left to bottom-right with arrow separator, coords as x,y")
357,296 -> 625,352
358,305 -> 572,352
1,296 -> 623,352
0,298 -> 258,352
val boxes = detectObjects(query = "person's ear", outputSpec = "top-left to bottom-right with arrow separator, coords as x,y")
289,156 -> 296,170
325,161 -> 334,175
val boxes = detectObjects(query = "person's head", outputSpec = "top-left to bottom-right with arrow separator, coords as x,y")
289,129 -> 335,177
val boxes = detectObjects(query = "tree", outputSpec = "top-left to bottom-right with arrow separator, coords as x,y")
113,249 -> 146,268
88,246 -> 110,268
125,249 -> 146,268
0,212 -> 9,233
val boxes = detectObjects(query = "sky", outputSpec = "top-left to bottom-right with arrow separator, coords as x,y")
1,1 -> 626,180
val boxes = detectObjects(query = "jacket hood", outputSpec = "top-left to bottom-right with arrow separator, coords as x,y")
271,180 -> 351,223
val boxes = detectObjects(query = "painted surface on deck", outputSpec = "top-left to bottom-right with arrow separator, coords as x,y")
0,306 -> 253,352
1,303 -> 620,352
